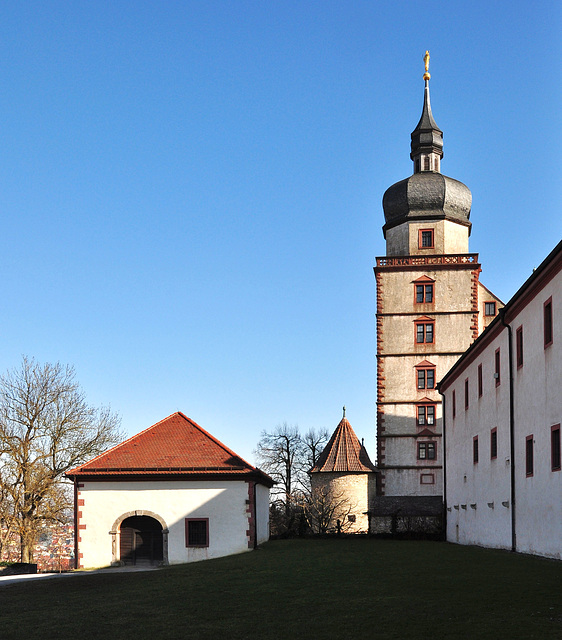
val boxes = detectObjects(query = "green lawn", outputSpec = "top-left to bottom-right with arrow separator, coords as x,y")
1,539 -> 560,639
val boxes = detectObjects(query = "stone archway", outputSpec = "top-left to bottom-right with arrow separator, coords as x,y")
110,510 -> 169,566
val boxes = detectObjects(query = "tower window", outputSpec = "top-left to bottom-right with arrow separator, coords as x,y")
415,318 -> 434,344
417,367 -> 435,389
423,156 -> 430,171
418,441 -> 436,460
465,378 -> 469,410
415,284 -> 434,303
473,436 -> 479,464
495,349 -> 501,387
484,302 -> 496,316
419,229 -> 434,249
417,404 -> 436,426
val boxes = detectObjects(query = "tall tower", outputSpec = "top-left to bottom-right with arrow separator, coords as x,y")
374,53 -> 501,506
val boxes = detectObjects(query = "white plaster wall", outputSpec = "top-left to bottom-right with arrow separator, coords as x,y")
444,330 -> 513,550
512,276 -> 562,559
442,220 -> 470,254
78,480 -> 256,568
383,467 -> 442,496
444,267 -> 562,558
385,220 -> 469,257
385,223 -> 409,256
255,483 -> 270,544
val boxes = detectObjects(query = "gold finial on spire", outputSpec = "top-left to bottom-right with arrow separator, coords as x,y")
423,50 -> 431,81
343,405 -> 346,418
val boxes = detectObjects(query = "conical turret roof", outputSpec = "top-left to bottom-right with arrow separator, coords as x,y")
311,414 -> 376,473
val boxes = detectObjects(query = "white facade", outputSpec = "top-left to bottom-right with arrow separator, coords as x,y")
440,241 -> 562,559
77,478 -> 270,568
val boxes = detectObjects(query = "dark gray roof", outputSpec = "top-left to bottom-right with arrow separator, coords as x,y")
383,171 -> 472,235
410,81 -> 443,161
369,495 -> 443,517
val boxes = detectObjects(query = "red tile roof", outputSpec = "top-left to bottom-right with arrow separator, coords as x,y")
66,412 -> 273,486
311,417 -> 376,473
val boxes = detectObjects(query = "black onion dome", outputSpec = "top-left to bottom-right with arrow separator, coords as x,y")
382,172 -> 472,235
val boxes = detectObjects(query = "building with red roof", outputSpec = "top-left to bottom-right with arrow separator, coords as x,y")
310,409 -> 377,533
66,412 -> 273,567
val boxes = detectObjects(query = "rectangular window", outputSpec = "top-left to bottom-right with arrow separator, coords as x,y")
417,367 -> 435,390
473,436 -> 479,464
495,348 -> 501,387
418,441 -> 436,460
420,473 -> 435,485
452,390 -> 456,419
525,436 -> 534,477
552,425 -> 561,472
516,326 -> 524,369
484,302 -> 496,316
185,518 -> 209,547
415,320 -> 434,344
417,404 -> 436,426
478,364 -> 483,398
465,378 -> 469,410
419,229 -> 434,249
491,428 -> 498,459
415,284 -> 434,303
544,298 -> 553,347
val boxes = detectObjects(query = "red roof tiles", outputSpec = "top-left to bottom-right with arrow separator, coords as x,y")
66,412 -> 273,486
311,417 -> 376,473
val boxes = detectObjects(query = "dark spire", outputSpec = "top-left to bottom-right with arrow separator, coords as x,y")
410,51 -> 443,173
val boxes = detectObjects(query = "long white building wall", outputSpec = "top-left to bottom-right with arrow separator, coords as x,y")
78,479 -> 263,568
442,245 -> 562,559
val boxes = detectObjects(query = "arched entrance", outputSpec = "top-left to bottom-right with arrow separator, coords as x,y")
110,510 -> 169,566
119,515 -> 163,565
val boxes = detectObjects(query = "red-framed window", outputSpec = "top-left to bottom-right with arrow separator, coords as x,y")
418,229 -> 434,249
465,378 -> 469,410
415,317 -> 434,344
484,301 -> 496,316
473,436 -> 479,464
452,390 -> 456,419
516,326 -> 524,369
417,404 -> 436,427
552,424 -> 561,472
544,297 -> 553,348
525,436 -> 534,477
416,361 -> 436,390
414,276 -> 435,304
418,441 -> 436,460
494,348 -> 501,387
477,364 -> 483,398
185,518 -> 209,547
490,428 -> 498,459
420,473 -> 435,485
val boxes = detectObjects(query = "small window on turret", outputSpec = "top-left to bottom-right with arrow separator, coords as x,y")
424,156 -> 430,171
419,229 -> 434,249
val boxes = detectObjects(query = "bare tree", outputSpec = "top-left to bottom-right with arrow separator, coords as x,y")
255,423 -> 304,513
300,428 -> 329,474
0,357 -> 122,563
303,485 -> 355,535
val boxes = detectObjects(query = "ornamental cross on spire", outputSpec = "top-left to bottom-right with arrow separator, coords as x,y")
423,50 -> 431,81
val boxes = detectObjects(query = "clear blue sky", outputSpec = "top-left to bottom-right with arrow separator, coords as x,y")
0,2 -> 560,463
